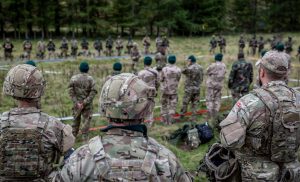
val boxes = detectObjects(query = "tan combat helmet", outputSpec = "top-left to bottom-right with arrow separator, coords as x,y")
99,73 -> 156,120
3,64 -> 46,99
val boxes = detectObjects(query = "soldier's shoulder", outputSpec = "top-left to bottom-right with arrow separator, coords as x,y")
40,112 -> 65,130
70,74 -> 81,81
148,137 -> 178,160
236,92 -> 264,110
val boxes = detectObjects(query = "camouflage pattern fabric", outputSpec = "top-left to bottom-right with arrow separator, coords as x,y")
50,128 -> 192,181
155,52 -> 167,71
115,38 -> 123,56
60,40 -> 68,58
127,39 -> 134,54
130,47 -> 141,73
228,58 -> 253,103
71,39 -> 78,57
23,41 -> 32,58
180,63 -> 203,118
219,81 -> 300,181
105,38 -> 113,56
93,40 -> 102,56
249,37 -> 257,56
142,36 -> 151,54
68,73 -> 97,136
81,41 -> 89,50
37,41 -> 46,58
0,107 -> 75,181
2,42 -> 14,61
218,37 -> 226,54
285,39 -> 293,54
257,37 -> 264,54
138,66 -> 160,90
210,38 -> 217,54
47,41 -> 56,59
238,38 -> 245,53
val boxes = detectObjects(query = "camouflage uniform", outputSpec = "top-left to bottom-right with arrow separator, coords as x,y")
23,40 -> 33,59
0,64 -> 75,181
126,37 -> 134,54
210,36 -> 217,54
218,36 -> 226,54
142,35 -> 151,54
228,57 -> 253,103
115,36 -> 123,56
257,36 -> 264,54
60,38 -> 68,58
47,40 -> 56,59
249,36 -> 257,56
205,61 -> 226,124
270,36 -> 278,50
93,39 -> 103,57
238,36 -> 245,53
2,39 -> 14,61
50,73 -> 192,182
71,39 -> 78,58
285,37 -> 293,54
130,44 -> 141,73
37,40 -> 46,59
155,36 -> 163,52
180,62 -> 204,119
160,64 -> 181,124
68,73 -> 97,137
155,52 -> 167,71
81,39 -> 89,56
105,36 -> 114,56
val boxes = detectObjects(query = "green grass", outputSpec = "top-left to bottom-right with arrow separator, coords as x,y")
0,34 -> 300,181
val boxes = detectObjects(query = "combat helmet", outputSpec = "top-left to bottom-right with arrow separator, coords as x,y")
3,64 -> 46,99
99,73 -> 156,120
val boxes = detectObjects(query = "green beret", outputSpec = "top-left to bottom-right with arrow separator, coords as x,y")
168,55 -> 176,64
25,60 -> 36,67
188,55 -> 196,63
113,62 -> 122,71
261,50 -> 267,57
215,53 -> 223,61
144,56 -> 152,66
276,43 -> 284,52
79,61 -> 89,73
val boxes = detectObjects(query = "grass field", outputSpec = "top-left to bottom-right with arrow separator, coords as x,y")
0,33 -> 300,181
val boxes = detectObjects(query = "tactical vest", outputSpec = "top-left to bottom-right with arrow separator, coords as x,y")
253,84 -> 300,163
0,112 -> 50,180
88,136 -> 169,181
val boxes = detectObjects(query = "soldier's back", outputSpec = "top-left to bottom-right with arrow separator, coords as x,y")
206,62 -> 226,89
70,73 -> 95,100
138,67 -> 158,88
183,63 -> 203,92
161,65 -> 181,95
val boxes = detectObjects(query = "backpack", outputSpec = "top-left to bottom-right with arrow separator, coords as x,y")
0,112 -> 49,179
196,122 -> 214,144
254,86 -> 300,163
187,128 -> 201,149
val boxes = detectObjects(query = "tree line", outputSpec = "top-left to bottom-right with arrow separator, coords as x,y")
0,0 -> 299,39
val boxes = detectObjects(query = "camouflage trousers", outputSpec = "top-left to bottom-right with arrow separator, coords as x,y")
238,47 -> 244,53
231,87 -> 249,105
72,104 -> 93,137
250,47 -> 256,56
144,45 -> 150,54
161,94 -> 178,124
116,48 -> 122,56
131,59 -> 139,73
4,51 -> 13,61
180,92 -> 200,120
106,48 -> 113,56
219,45 -> 226,54
210,47 -> 216,54
206,88 -> 222,127
48,51 -> 56,59
60,48 -> 68,58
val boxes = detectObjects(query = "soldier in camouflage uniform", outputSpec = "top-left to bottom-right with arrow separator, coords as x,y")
70,37 -> 78,58
238,35 -> 245,53
270,35 -> 278,50
276,43 -> 291,84
155,51 -> 167,71
142,34 -> 151,54
126,36 -> 134,54
180,55 -> 203,120
228,52 -> 253,104
50,73 -> 192,182
0,64 -> 75,181
36,38 -> 46,59
210,35 -> 217,54
249,35 -> 257,56
219,51 -> 300,182
205,53 -> 226,127
285,36 -> 293,54
105,62 -> 123,81
138,56 -> 159,124
130,42 -> 141,73
23,38 -> 33,59
81,38 -> 89,56
68,62 -> 97,140
155,35 -> 163,53
2,38 -> 14,61
115,35 -> 123,56
218,35 -> 226,54
60,37 -> 68,58
105,35 -> 114,56
93,38 -> 102,57
160,55 -> 181,125
47,39 -> 56,59
257,36 -> 265,54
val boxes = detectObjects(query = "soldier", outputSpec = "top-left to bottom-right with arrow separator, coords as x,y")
68,62 -> 97,140
238,35 -> 245,53
0,64 -> 75,181
126,36 -> 134,54
257,36 -> 265,54
23,38 -> 33,59
276,43 -> 291,84
2,38 -> 14,61
210,35 -> 217,54
105,35 -> 114,56
138,56 -> 159,124
47,39 -> 56,59
205,53 -> 226,127
219,51 -> 300,182
218,35 -> 226,54
160,55 -> 181,125
115,35 -> 123,56
270,35 -> 278,50
130,42 -> 141,73
93,38 -> 102,57
111,62 -> 122,76
228,52 -> 253,104
81,38 -> 89,56
180,55 -> 203,121
156,35 -> 163,52
70,37 -> 78,58
285,36 -> 293,54
50,73 -> 192,181
162,35 -> 170,54
297,45 -> 300,62
249,35 -> 257,56
142,34 -> 151,54
155,51 -> 167,71
36,38 -> 46,59
60,37 -> 68,58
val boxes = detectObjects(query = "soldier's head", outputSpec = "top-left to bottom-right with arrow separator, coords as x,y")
25,60 -> 36,67
187,55 -> 196,64
3,64 -> 46,106
168,55 -> 176,64
212,35 -> 215,39
257,51 -> 288,83
275,43 -> 284,52
79,61 -> 89,73
238,52 -> 244,60
215,53 -> 223,62
99,73 -> 156,125
113,62 -> 122,71
144,56 -> 152,66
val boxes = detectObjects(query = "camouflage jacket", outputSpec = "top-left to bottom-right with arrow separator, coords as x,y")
23,41 -> 32,51
0,107 -> 75,180
206,62 -> 226,90
160,64 -> 181,95
138,66 -> 160,90
249,39 -> 257,47
2,42 -> 14,51
71,40 -> 78,49
105,71 -> 122,82
182,63 -> 203,93
50,128 -> 192,182
115,39 -> 123,48
47,42 -> 56,51
143,37 -> 151,46
228,59 -> 253,90
94,41 -> 103,50
218,38 -> 226,46
37,41 -> 46,52
238,39 -> 245,48
68,73 -> 97,106
210,39 -> 217,48
131,48 -> 141,61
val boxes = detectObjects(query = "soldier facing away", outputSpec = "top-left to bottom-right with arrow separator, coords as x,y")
93,38 -> 103,57
285,36 -> 293,54
105,62 -> 123,81
23,38 -> 33,59
60,37 -> 69,58
47,39 -> 56,59
249,35 -> 258,56
130,42 -> 141,73
50,73 -> 192,182
160,55 -> 181,125
142,34 -> 151,54
68,62 -> 97,141
0,64 -> 75,181
205,53 -> 226,127
219,50 -> 300,181
2,38 -> 14,61
36,38 -> 46,59
126,36 -> 134,54
115,35 -> 123,56
105,35 -> 114,56
238,35 -> 245,53
180,55 -> 204,120
218,35 -> 226,54
70,37 -> 78,58
228,52 -> 253,104
257,36 -> 265,54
